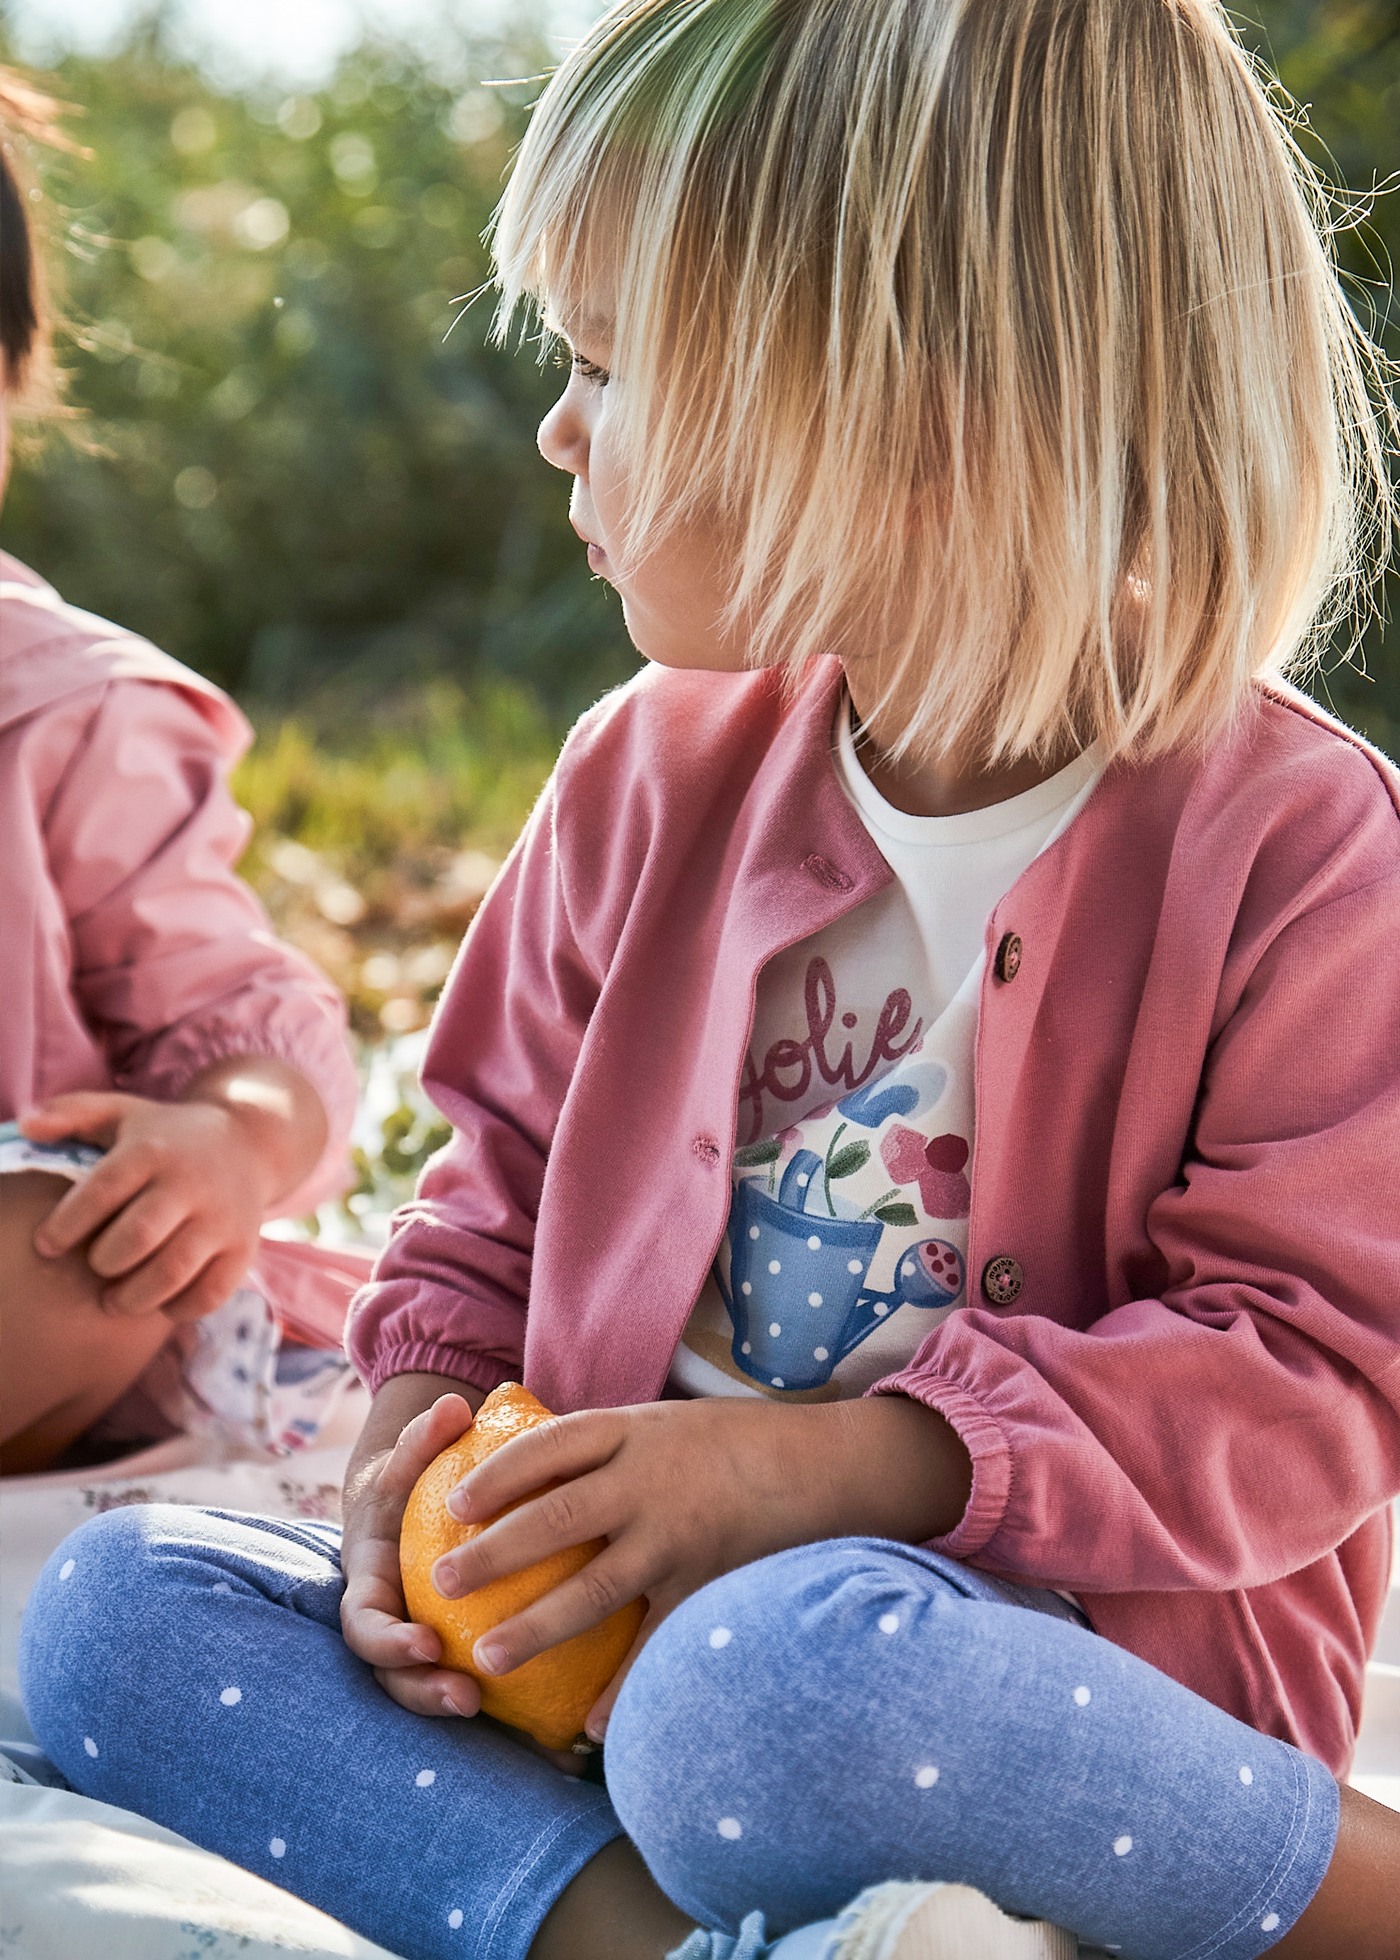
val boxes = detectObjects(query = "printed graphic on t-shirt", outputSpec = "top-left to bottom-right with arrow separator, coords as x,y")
671,954 -> 980,1402
735,954 -> 926,1146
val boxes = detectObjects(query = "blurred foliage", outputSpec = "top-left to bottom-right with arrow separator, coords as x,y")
233,681 -> 554,1037
0,7 -> 637,722
1239,0 -> 1400,752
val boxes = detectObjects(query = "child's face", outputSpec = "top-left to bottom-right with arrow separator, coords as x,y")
537,301 -> 750,675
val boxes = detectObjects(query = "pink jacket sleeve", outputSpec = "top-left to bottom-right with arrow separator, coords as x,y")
346,778 -> 598,1394
46,681 -> 357,1213
878,872 -> 1400,1595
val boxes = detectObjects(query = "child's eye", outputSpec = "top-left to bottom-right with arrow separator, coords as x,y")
554,346 -> 610,388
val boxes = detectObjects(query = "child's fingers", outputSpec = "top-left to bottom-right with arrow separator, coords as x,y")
467,1541 -> 646,1679
582,1603 -> 665,1743
433,1466 -> 614,1601
448,1407 -> 623,1522
86,1183 -> 188,1280
378,1395 -> 476,1502
162,1249 -> 249,1324
98,1223 -> 212,1317
20,1091 -> 132,1147
340,1553 -> 442,1669
373,1663 -> 481,1721
33,1147 -> 154,1258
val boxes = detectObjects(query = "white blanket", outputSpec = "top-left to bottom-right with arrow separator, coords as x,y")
1,1396 -> 1396,1960
1,1776 -> 400,1960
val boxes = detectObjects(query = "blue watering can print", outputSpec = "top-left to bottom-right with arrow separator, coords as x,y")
717,1149 -> 964,1390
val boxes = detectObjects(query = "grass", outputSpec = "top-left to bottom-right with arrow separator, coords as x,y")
233,678 -> 556,1041
231,680 -> 557,1237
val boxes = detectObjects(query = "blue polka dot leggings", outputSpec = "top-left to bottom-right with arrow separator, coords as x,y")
19,1512 -> 1337,1960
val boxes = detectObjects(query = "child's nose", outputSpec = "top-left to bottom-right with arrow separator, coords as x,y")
537,388 -> 587,476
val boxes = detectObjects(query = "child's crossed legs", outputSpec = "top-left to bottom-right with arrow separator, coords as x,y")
20,1511 -> 1340,1960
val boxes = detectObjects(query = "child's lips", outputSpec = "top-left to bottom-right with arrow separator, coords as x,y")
586,541 -> 608,573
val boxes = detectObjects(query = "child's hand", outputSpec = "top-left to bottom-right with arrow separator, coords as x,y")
23,1089 -> 279,1320
431,1394 -> 973,1742
339,1377 -> 487,1720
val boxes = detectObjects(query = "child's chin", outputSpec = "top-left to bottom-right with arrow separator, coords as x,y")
627,618 -> 748,676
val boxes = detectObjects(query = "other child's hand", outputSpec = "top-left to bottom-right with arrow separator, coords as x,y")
23,1089 -> 278,1320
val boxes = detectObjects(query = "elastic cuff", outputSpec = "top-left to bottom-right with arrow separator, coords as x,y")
362,1341 -> 520,1400
868,1374 -> 1012,1558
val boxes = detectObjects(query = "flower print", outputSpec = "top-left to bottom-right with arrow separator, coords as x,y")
881,1128 -> 971,1219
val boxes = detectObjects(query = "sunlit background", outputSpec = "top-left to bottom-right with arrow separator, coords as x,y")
0,0 -> 1395,1223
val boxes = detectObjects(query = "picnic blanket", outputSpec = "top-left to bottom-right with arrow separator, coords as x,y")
2,1393 -> 1396,1960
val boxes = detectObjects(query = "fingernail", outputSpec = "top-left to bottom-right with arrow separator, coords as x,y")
432,1562 -> 462,1599
474,1641 -> 508,1675
445,1488 -> 470,1521
441,1691 -> 465,1717
408,1641 -> 434,1664
585,1722 -> 606,1745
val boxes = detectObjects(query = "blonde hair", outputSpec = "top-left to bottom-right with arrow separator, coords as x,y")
493,0 -> 1397,764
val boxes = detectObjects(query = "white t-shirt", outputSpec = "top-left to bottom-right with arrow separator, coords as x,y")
668,701 -> 1104,1401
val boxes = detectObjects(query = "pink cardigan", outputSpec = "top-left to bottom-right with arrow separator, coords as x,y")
348,656 -> 1400,1777
0,553 -> 357,1218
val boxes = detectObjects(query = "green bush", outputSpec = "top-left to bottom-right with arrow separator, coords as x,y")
1,14 -> 638,722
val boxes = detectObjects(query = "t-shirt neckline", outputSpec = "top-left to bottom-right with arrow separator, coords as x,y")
835,693 -> 1104,849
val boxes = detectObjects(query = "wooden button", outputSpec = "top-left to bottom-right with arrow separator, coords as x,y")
994,932 -> 1023,982
981,1255 -> 1024,1306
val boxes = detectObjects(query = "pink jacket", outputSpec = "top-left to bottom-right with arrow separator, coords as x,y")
0,553 -> 357,1221
348,657 -> 1400,1777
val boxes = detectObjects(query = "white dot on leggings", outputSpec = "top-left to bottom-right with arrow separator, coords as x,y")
717,1817 -> 743,1840
212,1581 -> 234,1595
1113,1835 -> 1134,1857
1260,1915 -> 1280,1934
448,1908 -> 464,1929
415,1769 -> 436,1788
813,1347 -> 829,1361
82,1736 -> 98,1758
1073,1686 -> 1092,1707
914,1765 -> 939,1788
1239,1765 -> 1254,1786
878,1612 -> 900,1634
219,1686 -> 242,1707
59,1559 -> 76,1582
269,1837 -> 286,1859
709,1627 -> 733,1649
768,1321 -> 782,1336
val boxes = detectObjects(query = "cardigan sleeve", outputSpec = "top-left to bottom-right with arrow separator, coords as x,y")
874,869 -> 1400,1595
346,774 -> 599,1396
45,681 -> 357,1214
